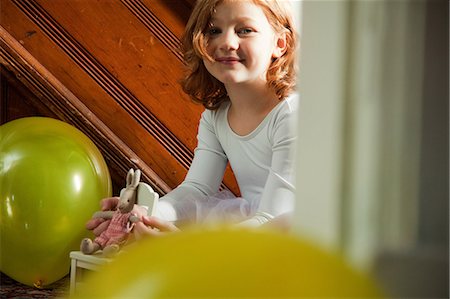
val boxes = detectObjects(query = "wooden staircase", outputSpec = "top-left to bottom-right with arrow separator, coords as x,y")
0,0 -> 239,196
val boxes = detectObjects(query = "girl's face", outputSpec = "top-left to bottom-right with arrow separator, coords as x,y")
203,0 -> 285,88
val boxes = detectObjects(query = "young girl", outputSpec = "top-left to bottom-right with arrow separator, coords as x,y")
88,0 -> 298,237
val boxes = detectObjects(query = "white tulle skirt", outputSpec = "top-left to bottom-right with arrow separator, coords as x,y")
166,190 -> 259,225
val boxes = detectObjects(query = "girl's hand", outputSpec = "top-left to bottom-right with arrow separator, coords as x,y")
134,216 -> 180,240
260,212 -> 293,232
85,197 -> 119,236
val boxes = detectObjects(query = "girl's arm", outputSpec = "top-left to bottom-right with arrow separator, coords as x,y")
155,109 -> 228,224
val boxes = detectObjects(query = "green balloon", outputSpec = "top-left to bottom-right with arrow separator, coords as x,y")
0,117 -> 112,287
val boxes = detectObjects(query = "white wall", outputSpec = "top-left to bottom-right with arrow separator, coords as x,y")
293,0 -> 349,251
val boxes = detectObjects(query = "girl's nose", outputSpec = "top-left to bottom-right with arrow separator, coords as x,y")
219,31 -> 239,51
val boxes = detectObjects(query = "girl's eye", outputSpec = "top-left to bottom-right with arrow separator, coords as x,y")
207,27 -> 221,36
237,28 -> 254,35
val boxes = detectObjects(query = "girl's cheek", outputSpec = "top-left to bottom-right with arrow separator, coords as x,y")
206,40 -> 216,53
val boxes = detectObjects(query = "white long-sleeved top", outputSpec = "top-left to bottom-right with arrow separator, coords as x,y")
156,93 -> 299,226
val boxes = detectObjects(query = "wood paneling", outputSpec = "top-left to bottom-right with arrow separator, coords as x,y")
0,0 -> 240,196
0,66 -> 55,122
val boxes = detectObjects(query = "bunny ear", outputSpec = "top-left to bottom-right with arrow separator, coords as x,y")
131,169 -> 141,188
126,169 -> 134,187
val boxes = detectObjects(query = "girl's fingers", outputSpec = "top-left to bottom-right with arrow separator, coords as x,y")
93,219 -> 111,236
85,198 -> 119,234
85,217 -> 103,230
101,197 -> 119,211
133,217 -> 180,240
142,216 -> 180,232
134,221 -> 162,240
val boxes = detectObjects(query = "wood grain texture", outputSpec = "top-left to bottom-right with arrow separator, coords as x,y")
0,26 -> 170,195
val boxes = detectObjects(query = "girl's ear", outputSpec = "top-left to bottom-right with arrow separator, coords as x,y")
272,33 -> 287,59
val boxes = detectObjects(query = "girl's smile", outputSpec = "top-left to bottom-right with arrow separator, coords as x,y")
215,56 -> 244,65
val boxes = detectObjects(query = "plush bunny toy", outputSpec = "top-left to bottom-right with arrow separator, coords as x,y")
80,169 -> 147,257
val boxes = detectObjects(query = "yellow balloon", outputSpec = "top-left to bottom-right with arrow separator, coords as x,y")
0,117 -> 112,287
77,228 -> 382,298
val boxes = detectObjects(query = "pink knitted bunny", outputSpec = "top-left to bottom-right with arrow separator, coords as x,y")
80,169 -> 146,257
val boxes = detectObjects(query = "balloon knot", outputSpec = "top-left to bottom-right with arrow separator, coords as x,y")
34,280 -> 43,289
